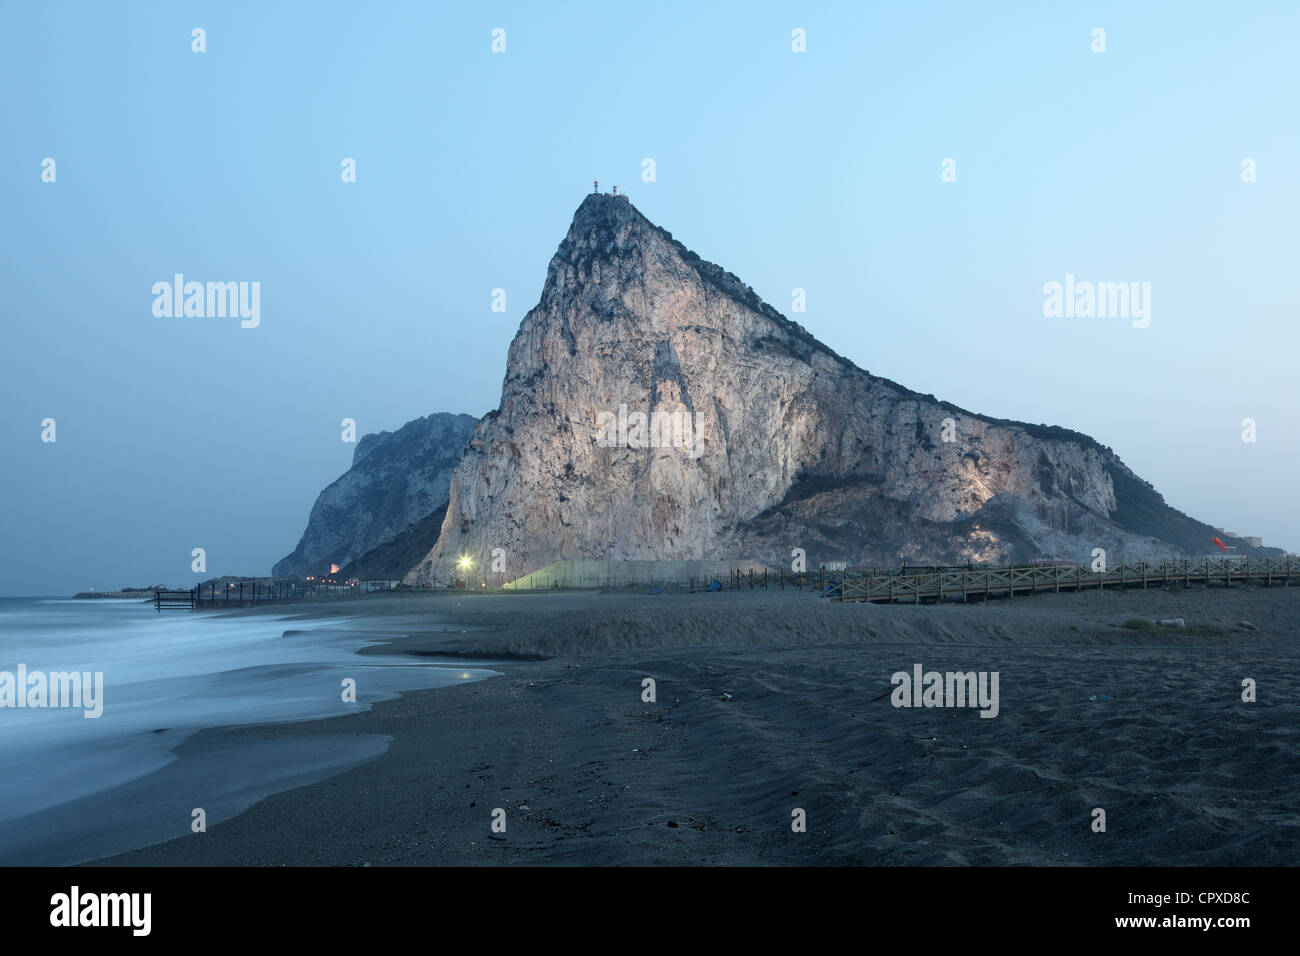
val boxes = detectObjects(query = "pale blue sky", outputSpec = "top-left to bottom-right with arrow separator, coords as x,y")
2,1 -> 1296,595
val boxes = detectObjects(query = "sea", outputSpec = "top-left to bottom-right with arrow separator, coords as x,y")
0,597 -> 497,865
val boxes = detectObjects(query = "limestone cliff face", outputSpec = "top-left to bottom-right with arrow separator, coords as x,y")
409,195 -> 1257,582
273,413 -> 478,578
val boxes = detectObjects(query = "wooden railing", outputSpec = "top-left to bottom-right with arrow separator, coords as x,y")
829,557 -> 1300,604
154,589 -> 196,611
153,580 -> 404,611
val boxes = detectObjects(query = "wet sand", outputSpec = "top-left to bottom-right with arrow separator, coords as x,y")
93,585 -> 1300,865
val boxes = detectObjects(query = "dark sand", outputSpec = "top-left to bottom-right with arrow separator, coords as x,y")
93,585 -> 1300,865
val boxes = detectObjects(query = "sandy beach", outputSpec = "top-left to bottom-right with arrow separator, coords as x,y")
93,585 -> 1300,866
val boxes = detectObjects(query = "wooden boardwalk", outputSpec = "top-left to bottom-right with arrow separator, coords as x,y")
830,557 -> 1299,604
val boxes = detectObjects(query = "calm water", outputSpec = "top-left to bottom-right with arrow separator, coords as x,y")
0,597 -> 496,864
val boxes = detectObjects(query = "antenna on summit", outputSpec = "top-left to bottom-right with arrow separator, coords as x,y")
613,185 -> 620,196
593,180 -> 599,194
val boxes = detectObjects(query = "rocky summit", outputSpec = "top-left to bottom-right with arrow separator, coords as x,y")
403,193 -> 1273,584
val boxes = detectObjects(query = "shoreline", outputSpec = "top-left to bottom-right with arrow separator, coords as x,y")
0,597 -> 499,866
91,586 -> 1300,866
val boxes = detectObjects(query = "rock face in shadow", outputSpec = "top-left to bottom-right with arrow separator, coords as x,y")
407,194 -> 1274,583
273,414 -> 477,579
336,504 -> 449,582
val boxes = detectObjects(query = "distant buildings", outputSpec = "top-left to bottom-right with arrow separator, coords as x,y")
1215,529 -> 1264,549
